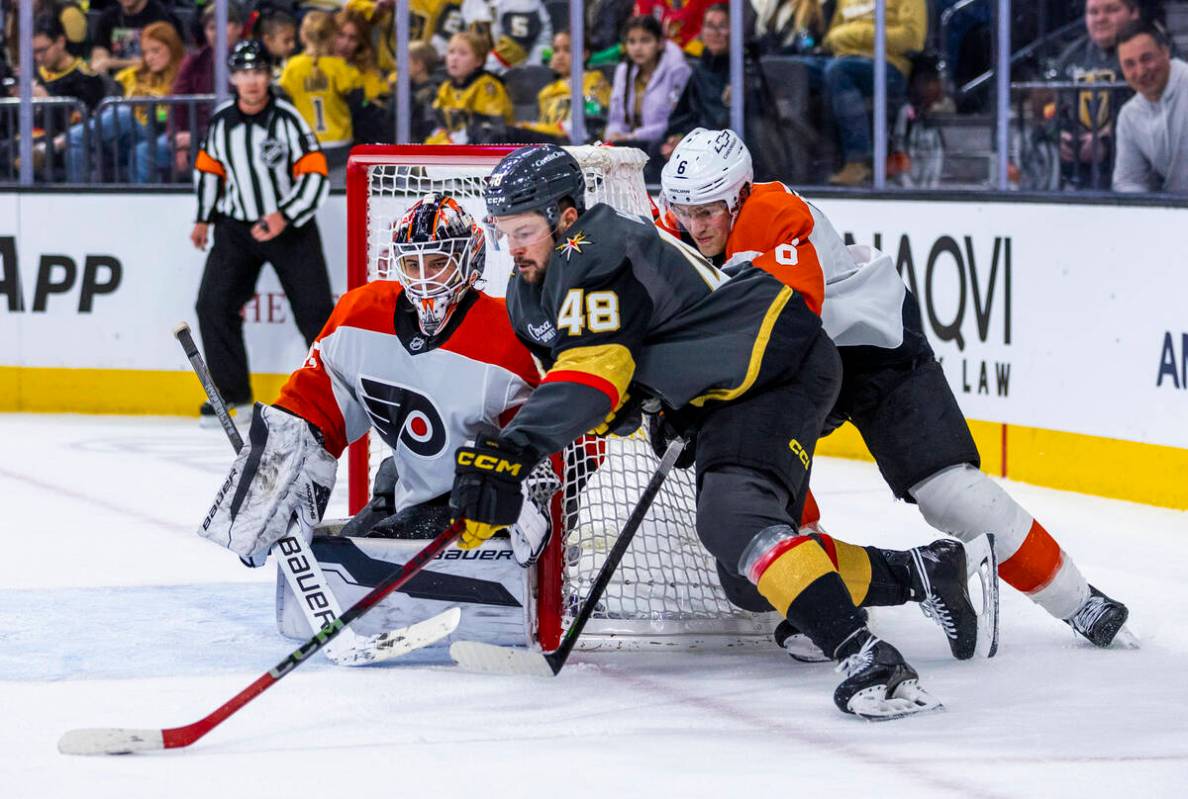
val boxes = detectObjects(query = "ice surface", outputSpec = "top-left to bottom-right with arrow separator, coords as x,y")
2,414 -> 1186,798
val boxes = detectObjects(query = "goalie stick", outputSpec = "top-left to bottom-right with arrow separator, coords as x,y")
174,322 -> 453,667
449,436 -> 688,677
57,520 -> 465,755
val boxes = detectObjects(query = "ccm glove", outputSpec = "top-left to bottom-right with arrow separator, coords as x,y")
451,437 -> 536,550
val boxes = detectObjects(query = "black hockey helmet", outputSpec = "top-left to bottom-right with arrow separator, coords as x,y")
483,144 -> 586,229
228,39 -> 271,72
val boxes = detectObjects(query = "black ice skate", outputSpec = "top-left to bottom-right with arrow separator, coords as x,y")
908,538 -> 988,660
1066,585 -> 1135,648
832,630 -> 942,720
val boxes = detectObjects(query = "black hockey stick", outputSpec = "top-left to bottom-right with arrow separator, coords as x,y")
449,436 -> 688,676
58,519 -> 465,755
173,322 -> 459,666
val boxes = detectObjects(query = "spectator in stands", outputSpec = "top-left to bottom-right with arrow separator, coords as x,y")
425,30 -> 512,143
5,2 -> 89,65
514,31 -> 612,144
335,8 -> 390,102
634,0 -> 716,56
605,15 -> 691,150
1048,0 -> 1142,190
91,0 -> 183,76
1113,20 -> 1188,193
170,1 -> 245,176
462,0 -> 552,74
408,40 -> 443,142
26,13 -> 107,113
259,12 -> 299,75
280,11 -> 365,161
51,20 -> 185,183
750,0 -> 827,56
346,0 -> 465,68
814,0 -> 927,186
660,4 -> 731,158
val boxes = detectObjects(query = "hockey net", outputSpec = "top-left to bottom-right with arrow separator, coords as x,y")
345,145 -> 776,651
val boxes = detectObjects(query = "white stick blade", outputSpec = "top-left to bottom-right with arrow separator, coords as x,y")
449,640 -> 556,677
331,607 -> 462,666
58,728 -> 164,756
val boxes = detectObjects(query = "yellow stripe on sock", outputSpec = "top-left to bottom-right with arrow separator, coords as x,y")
833,539 -> 873,607
756,541 -> 836,617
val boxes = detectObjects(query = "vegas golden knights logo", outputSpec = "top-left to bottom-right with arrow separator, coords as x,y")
1075,68 -> 1117,130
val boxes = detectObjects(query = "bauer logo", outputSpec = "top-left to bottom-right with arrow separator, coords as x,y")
843,231 -> 1013,399
1156,332 -> 1188,389
0,236 -> 122,313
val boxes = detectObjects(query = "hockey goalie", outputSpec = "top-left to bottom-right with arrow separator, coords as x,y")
199,194 -> 560,650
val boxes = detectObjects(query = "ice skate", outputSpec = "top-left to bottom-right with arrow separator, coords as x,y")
773,620 -> 830,663
909,538 -> 986,660
1067,585 -> 1136,648
833,630 -> 942,720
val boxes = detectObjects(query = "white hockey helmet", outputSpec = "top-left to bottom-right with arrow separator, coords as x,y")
661,128 -> 754,217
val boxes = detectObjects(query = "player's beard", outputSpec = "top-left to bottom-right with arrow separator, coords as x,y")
514,256 -> 548,284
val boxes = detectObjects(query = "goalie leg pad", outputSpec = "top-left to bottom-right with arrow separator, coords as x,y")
200,404 -> 337,561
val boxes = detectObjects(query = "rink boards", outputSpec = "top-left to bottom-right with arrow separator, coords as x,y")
0,190 -> 1185,509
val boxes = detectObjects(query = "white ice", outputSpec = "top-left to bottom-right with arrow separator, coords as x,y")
2,413 -> 1186,798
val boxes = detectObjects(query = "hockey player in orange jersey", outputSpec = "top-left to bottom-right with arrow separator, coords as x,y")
659,128 -> 1134,651
199,195 -> 555,571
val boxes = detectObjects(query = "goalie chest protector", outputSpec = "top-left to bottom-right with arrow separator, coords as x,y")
276,283 -> 541,513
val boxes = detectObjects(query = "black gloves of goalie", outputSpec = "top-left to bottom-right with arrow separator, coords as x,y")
450,436 -> 537,549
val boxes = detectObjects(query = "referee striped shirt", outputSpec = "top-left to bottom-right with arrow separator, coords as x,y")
194,93 -> 329,228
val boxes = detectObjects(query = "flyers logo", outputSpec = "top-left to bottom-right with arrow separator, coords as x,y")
359,377 -> 447,458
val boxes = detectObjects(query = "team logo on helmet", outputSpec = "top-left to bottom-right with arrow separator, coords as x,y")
359,377 -> 448,458
556,231 -> 591,261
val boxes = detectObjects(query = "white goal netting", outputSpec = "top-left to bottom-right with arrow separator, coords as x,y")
353,146 -> 776,648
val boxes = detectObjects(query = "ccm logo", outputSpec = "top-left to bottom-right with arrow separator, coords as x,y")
457,452 -> 522,476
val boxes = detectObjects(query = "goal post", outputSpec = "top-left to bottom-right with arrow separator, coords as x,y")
344,144 -> 777,652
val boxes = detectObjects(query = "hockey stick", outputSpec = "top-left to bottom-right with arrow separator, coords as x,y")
450,436 -> 687,677
174,322 -> 456,666
58,520 -> 465,755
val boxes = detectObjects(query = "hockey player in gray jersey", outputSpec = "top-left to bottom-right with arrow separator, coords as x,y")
448,144 -> 945,719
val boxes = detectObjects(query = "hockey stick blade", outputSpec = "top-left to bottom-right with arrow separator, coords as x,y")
448,640 -> 559,677
58,727 -> 166,756
329,606 -> 461,665
963,533 -> 1000,659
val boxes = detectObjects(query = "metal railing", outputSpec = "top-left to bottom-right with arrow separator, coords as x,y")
0,97 -> 88,184
87,94 -> 216,185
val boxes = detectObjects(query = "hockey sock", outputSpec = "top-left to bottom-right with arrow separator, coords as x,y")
912,463 -> 1090,620
740,525 -> 867,656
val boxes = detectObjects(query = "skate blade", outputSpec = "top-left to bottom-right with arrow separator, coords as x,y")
963,533 -> 1000,658
848,679 -> 944,722
1111,623 -> 1141,649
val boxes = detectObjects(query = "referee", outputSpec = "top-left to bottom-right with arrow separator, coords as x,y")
189,39 -> 334,424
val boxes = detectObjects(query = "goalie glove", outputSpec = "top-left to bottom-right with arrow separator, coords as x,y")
199,404 -> 337,565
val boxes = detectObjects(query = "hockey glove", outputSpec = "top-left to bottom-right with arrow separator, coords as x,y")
199,404 -> 337,565
451,437 -> 536,550
647,409 -> 697,470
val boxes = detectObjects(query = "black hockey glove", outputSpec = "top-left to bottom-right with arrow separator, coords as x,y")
647,409 -> 697,470
451,437 -> 536,549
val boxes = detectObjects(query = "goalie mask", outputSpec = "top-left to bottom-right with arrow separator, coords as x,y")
387,194 -> 486,336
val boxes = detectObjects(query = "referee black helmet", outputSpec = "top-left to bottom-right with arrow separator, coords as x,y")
228,39 -> 271,72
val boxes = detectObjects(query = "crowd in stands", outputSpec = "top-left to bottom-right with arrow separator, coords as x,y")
0,0 -> 1185,194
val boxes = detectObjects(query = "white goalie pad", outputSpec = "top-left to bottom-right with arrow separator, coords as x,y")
276,533 -> 535,652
